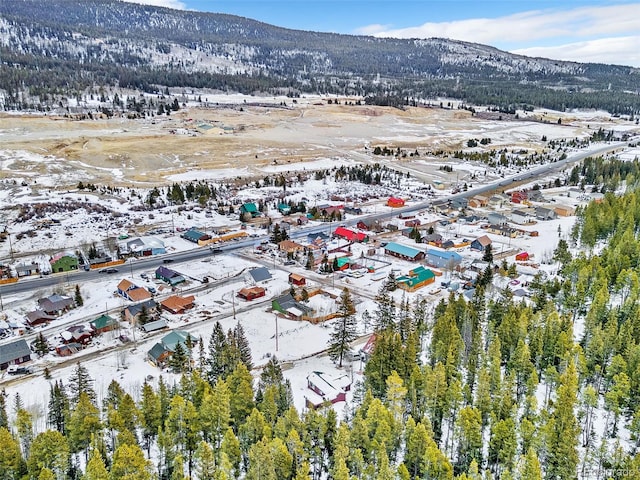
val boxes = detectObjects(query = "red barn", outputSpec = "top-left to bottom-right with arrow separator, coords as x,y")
515,252 -> 530,261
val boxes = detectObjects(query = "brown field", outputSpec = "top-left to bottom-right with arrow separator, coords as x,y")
0,101 -> 597,188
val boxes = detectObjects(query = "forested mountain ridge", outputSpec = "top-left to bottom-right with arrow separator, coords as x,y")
1,0 -> 639,114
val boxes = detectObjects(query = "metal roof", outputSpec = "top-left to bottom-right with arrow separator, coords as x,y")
384,242 -> 423,259
0,339 -> 31,366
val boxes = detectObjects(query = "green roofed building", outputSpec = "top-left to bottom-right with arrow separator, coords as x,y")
240,203 -> 260,217
90,314 -> 118,334
397,266 -> 436,291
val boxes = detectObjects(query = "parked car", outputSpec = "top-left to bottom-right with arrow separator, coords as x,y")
284,260 -> 296,266
163,258 -> 174,264
7,365 -> 32,375
100,268 -> 118,274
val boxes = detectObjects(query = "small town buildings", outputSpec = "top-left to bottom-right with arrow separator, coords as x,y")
515,252 -> 530,261
383,242 -> 425,261
25,310 -> 56,327
277,203 -> 292,215
470,235 -> 492,252
307,232 -> 330,245
554,206 -> 575,217
50,252 -> 78,273
486,225 -> 518,238
333,227 -> 367,243
155,266 -> 185,285
248,267 -> 272,283
305,371 -> 352,409
240,202 -> 260,217
237,286 -> 266,301
487,212 -> 509,226
279,240 -> 304,254
422,233 -> 444,246
396,266 -> 436,291
272,292 -> 314,320
160,295 -> 196,314
356,219 -> 383,232
181,228 -> 210,244
90,314 -> 118,335
38,294 -> 74,316
148,330 -> 200,367
117,279 -> 153,302
510,210 -> 533,225
0,339 -> 31,370
344,206 -> 363,215
289,273 -> 306,286
126,236 -> 166,256
15,263 -> 40,277
142,319 -> 169,333
387,197 -> 405,208
60,325 -> 93,345
535,206 -> 557,220
123,299 -> 158,324
56,343 -> 82,357
426,249 -> 462,269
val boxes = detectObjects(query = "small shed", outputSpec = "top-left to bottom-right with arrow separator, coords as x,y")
289,273 -> 306,286
515,252 -> 530,261
142,319 -> 169,333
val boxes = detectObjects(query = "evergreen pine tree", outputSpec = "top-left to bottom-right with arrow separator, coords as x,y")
169,343 -> 189,373
0,394 -> 8,430
74,284 -> 84,307
233,322 -> 253,371
33,333 -> 50,357
328,288 -> 357,368
47,380 -> 70,433
68,362 -> 96,406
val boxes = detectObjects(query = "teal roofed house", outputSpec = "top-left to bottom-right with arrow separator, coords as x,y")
278,203 -> 291,215
147,329 -> 201,367
240,203 -> 260,217
384,242 -> 425,261
90,314 -> 118,334
397,266 -> 436,292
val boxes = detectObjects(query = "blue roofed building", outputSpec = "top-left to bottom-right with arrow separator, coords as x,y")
426,249 -> 463,269
383,242 -> 425,261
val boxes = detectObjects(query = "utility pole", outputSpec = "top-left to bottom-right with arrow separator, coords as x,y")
274,314 -> 279,352
232,290 -> 236,320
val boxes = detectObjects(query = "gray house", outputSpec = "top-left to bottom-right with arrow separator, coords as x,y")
510,210 -> 532,225
0,339 -> 32,370
487,212 -> 509,226
535,206 -> 557,221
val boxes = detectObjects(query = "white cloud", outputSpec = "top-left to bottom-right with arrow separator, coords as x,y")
512,35 -> 640,67
355,3 -> 640,66
119,0 -> 187,10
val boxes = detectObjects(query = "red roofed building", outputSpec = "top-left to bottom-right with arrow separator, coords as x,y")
333,227 -> 368,243
160,295 -> 196,314
387,197 -> 405,208
515,252 -> 530,261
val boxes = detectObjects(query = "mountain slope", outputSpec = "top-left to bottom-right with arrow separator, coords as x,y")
0,0 -> 639,113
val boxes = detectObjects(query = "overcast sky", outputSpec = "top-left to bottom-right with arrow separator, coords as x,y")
122,0 -> 640,67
